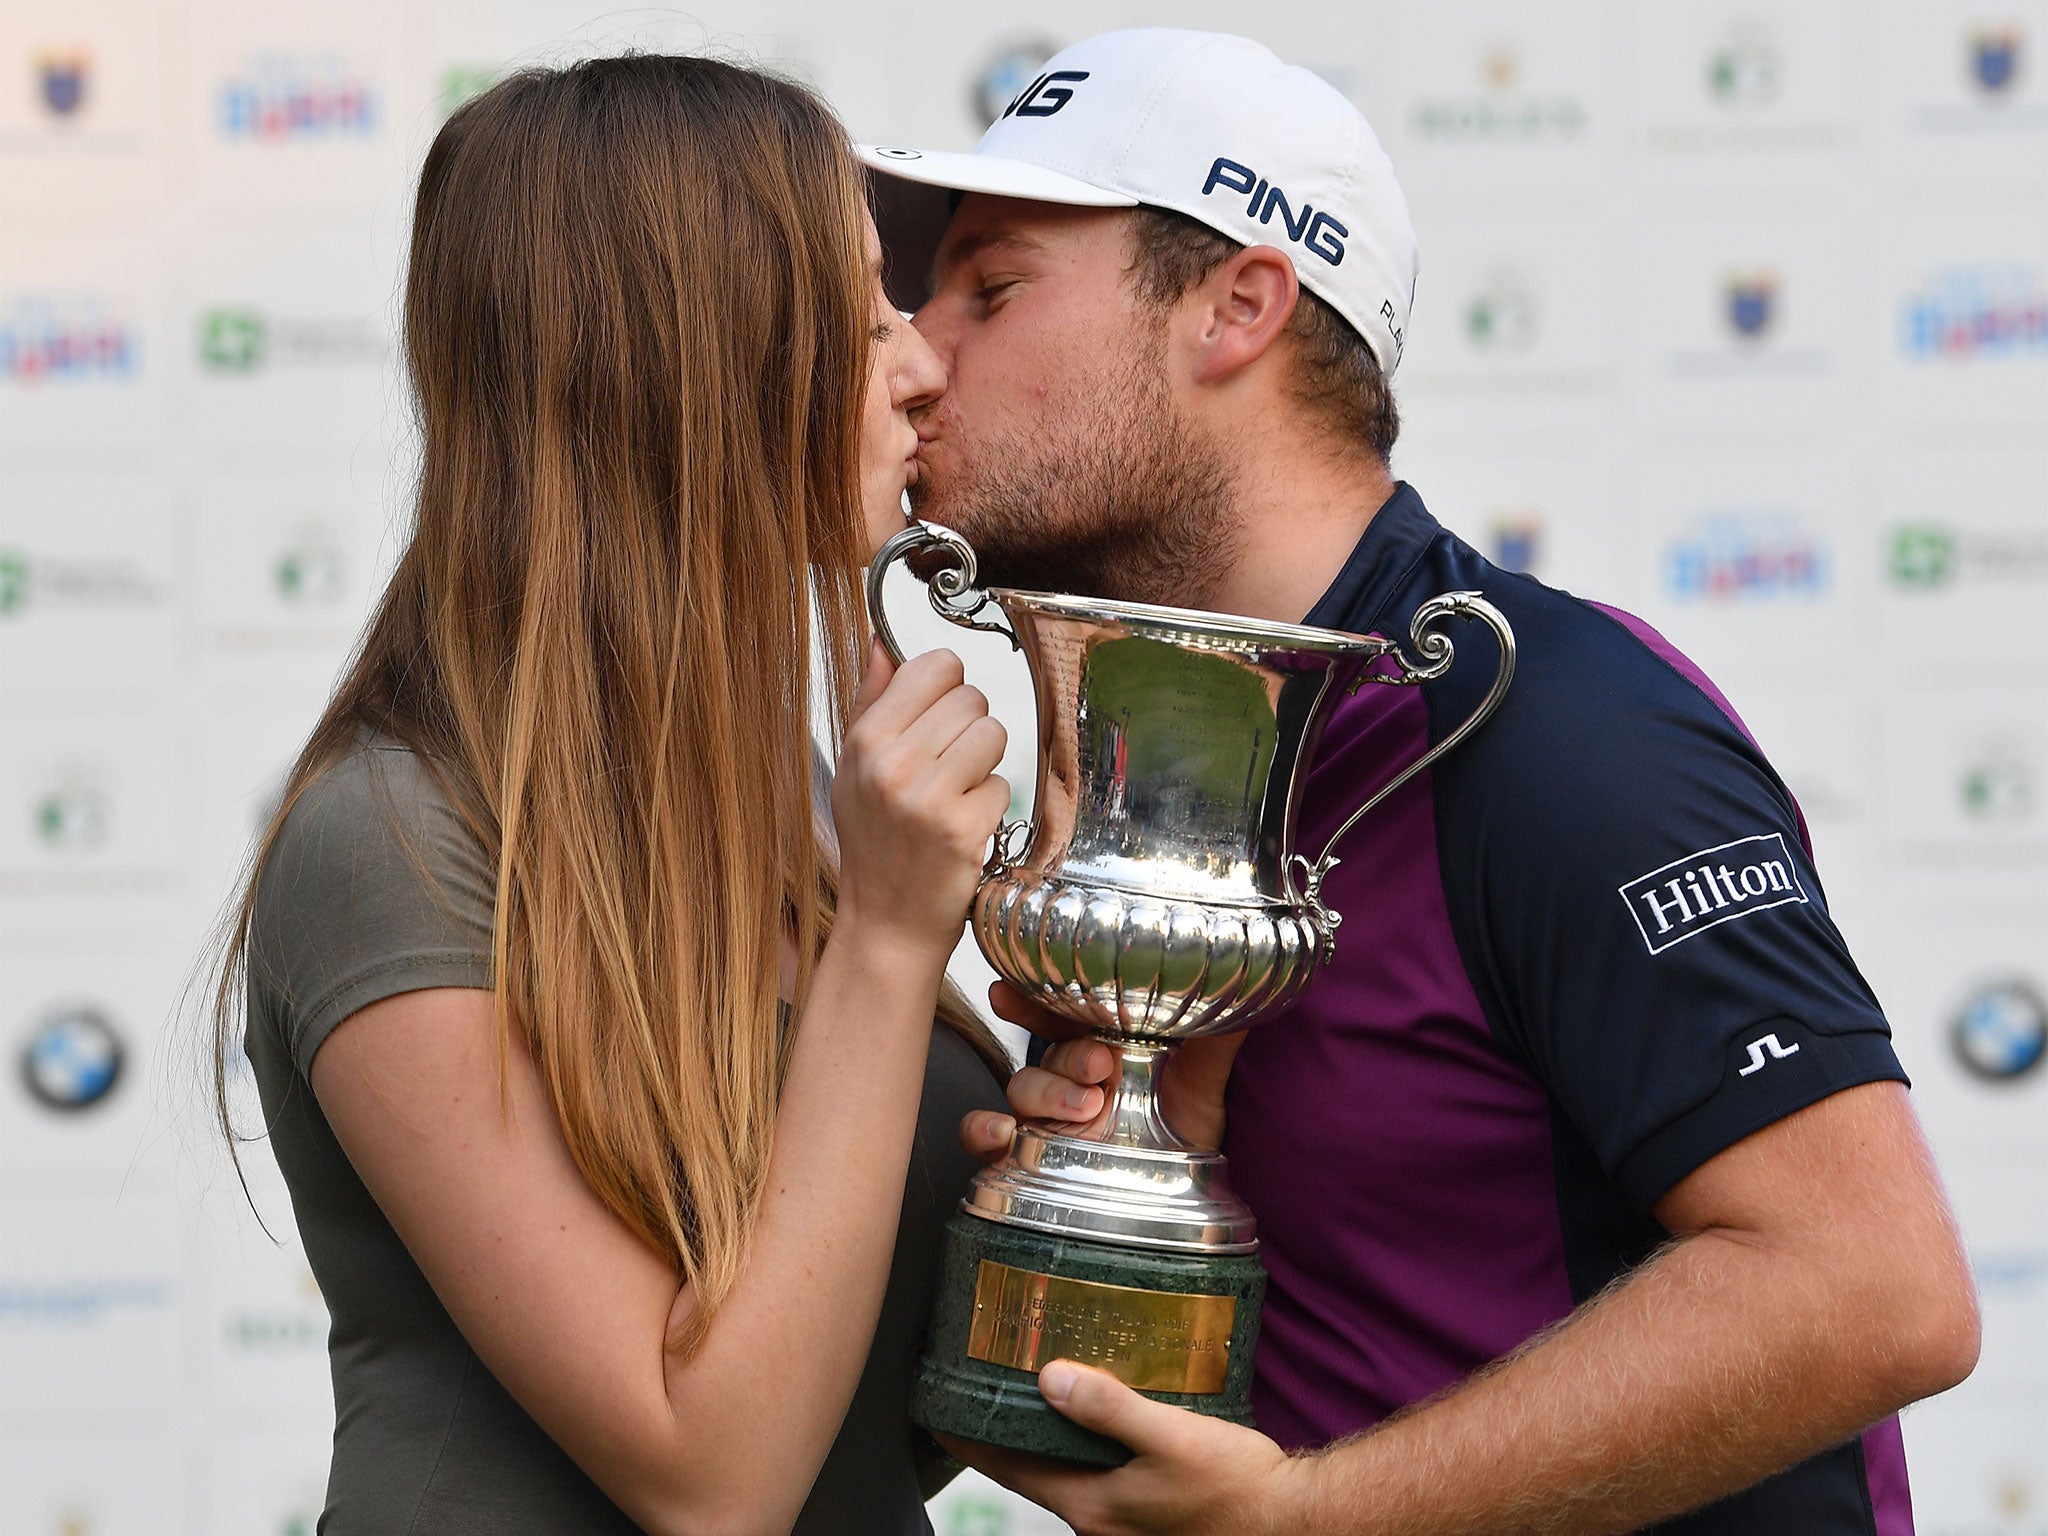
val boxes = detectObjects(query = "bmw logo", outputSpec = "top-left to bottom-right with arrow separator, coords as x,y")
20,1005 -> 124,1111
1951,981 -> 2048,1083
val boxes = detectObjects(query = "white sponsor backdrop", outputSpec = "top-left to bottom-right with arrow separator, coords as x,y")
1,3 -> 2043,1533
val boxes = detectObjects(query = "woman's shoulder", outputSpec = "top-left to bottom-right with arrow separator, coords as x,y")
250,733 -> 497,1073
267,733 -> 486,884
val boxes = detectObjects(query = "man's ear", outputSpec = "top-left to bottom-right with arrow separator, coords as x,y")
1184,245 -> 1299,386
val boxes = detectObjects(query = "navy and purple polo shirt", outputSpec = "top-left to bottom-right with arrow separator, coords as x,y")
1223,484 -> 1913,1531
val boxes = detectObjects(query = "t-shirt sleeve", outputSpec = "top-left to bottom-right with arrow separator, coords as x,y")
249,742 -> 497,1077
1451,613 -> 1905,1212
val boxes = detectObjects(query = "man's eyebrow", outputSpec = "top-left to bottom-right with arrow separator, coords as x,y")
931,230 -> 1046,288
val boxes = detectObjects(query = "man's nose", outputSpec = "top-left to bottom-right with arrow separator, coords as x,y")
909,298 -> 954,364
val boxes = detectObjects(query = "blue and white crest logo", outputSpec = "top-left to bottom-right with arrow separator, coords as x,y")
1725,273 -> 1777,340
1971,28 -> 2022,95
1952,981 -> 2047,1082
973,41 -> 1059,128
20,1005 -> 124,1111
37,50 -> 89,118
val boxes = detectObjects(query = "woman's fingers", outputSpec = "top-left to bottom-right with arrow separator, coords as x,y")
847,647 -> 965,742
936,714 -> 1008,789
850,636 -> 896,721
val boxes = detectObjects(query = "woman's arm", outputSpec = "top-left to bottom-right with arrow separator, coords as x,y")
310,644 -> 1009,1536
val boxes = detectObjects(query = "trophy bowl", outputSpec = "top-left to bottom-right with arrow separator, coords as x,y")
867,522 -> 1514,1462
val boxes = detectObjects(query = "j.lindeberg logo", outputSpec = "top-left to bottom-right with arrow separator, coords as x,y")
1619,833 -> 1809,955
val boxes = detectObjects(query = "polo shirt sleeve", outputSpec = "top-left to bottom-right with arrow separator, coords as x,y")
1447,610 -> 1905,1212
249,742 -> 497,1078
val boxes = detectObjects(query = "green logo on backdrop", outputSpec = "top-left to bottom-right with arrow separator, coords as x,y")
940,1494 -> 1012,1536
199,307 -> 267,372
1888,524 -> 1957,589
0,548 -> 28,615
438,65 -> 498,116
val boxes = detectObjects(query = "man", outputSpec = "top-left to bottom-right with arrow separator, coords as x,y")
860,28 -> 1979,1536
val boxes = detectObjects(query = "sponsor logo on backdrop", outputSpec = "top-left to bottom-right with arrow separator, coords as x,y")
0,1273 -> 172,1324
1409,42 -> 1588,142
1464,277 -> 1539,352
437,64 -> 498,118
1665,272 -> 1826,377
222,1265 -> 328,1355
0,296 -> 138,383
1724,271 -> 1777,339
33,770 -> 111,852
273,525 -> 346,605
1971,26 -> 2024,96
1488,513 -> 1545,575
1974,1246 -> 2048,1296
0,548 -> 25,613
17,1004 -> 124,1110
1888,521 -> 2048,590
972,39 -> 1059,128
1664,511 -> 1830,602
1958,738 -> 2039,824
1897,269 -> 2048,360
1706,30 -> 1780,107
197,306 -> 387,373
0,547 -> 164,617
35,49 -> 89,119
1648,23 -> 1844,152
1950,979 -> 2047,1081
216,54 -> 379,142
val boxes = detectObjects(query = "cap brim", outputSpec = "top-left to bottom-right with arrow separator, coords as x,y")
857,145 -> 1137,311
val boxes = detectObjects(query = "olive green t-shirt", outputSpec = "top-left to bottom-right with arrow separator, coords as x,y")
245,737 -> 1006,1534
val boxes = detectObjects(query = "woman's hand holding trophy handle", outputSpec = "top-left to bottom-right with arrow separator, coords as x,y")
958,981 -> 1247,1163
834,639 -> 1012,964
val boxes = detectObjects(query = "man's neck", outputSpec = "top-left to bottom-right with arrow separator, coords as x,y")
1204,452 -> 1398,625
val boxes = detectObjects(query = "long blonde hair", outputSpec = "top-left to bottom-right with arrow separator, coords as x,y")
209,54 -> 1005,1355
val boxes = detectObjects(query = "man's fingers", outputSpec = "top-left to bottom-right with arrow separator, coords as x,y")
1006,1065 -> 1106,1123
958,1109 -> 1016,1163
1039,1361 -> 1194,1457
1041,1037 -> 1115,1085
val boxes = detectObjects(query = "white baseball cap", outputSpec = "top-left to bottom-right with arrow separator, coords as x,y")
858,28 -> 1419,375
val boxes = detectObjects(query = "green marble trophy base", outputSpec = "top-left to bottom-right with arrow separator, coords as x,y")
912,1212 -> 1266,1468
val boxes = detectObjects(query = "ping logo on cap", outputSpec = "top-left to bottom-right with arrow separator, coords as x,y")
1201,158 -> 1348,266
1002,70 -> 1090,119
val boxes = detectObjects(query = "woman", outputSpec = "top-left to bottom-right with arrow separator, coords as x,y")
208,55 -> 1018,1535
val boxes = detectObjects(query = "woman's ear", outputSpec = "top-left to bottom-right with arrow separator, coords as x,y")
1185,245 -> 1299,386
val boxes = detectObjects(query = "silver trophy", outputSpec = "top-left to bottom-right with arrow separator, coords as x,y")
869,521 -> 1514,1460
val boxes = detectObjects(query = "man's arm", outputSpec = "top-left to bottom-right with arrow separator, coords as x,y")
953,1078 -> 1979,1536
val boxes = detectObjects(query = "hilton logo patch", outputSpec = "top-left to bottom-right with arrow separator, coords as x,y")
1619,833 -> 1808,955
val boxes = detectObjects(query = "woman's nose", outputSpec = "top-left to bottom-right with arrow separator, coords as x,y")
893,319 -> 947,412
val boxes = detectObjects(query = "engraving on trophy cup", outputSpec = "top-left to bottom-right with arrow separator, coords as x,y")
867,520 -> 1515,1462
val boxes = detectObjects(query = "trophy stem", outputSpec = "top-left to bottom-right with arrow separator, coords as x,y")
1099,1037 -> 1195,1153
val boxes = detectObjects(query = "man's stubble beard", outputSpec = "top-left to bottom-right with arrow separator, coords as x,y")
908,346 -> 1241,609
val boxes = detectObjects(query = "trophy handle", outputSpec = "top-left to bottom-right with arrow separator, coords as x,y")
865,520 -> 1022,666
1289,592 -> 1516,955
